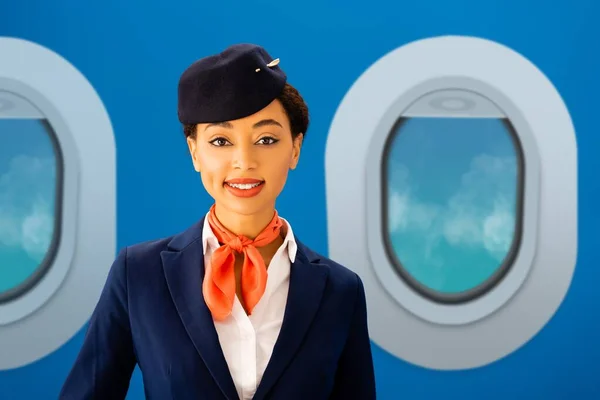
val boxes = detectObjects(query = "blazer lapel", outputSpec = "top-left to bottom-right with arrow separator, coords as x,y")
160,218 -> 239,400
253,240 -> 330,400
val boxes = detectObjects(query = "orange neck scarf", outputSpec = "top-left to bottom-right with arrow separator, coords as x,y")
203,205 -> 284,321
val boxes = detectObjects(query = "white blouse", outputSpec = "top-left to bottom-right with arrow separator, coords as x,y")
201,215 -> 298,400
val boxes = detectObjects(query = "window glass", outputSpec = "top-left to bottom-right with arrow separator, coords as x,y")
383,116 -> 523,301
0,114 -> 59,301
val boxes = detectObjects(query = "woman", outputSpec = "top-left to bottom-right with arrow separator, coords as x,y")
60,43 -> 376,400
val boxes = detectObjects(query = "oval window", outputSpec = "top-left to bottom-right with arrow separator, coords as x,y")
0,37 -> 116,371
382,89 -> 524,303
0,91 -> 63,303
325,36 -> 577,370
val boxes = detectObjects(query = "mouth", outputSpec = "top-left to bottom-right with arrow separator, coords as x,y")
224,179 -> 265,190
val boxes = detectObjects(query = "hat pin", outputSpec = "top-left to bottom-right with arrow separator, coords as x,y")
255,58 -> 280,72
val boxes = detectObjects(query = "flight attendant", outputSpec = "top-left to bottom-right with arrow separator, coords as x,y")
60,43 -> 376,400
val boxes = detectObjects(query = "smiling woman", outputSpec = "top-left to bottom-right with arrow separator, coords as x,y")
184,89 -> 305,239
61,43 -> 376,400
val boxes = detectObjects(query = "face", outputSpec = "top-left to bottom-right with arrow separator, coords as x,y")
187,99 -> 303,219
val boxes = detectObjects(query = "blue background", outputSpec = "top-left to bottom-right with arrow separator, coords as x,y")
1,0 -> 599,398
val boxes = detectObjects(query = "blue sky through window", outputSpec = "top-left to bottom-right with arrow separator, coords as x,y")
385,117 -> 520,295
0,119 -> 57,294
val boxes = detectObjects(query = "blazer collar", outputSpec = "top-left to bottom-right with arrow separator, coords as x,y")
160,217 -> 330,400
160,217 -> 238,399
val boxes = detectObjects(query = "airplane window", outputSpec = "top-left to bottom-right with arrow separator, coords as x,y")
382,101 -> 524,304
325,36 -> 577,370
0,95 -> 62,304
0,37 -> 116,371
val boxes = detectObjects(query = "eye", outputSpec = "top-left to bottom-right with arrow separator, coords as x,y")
257,136 -> 279,145
209,137 -> 231,147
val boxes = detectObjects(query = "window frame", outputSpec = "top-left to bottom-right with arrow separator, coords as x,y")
325,36 -> 578,370
0,78 -> 79,325
0,116 -> 65,304
380,112 -> 526,305
366,76 -> 540,325
0,37 -> 116,370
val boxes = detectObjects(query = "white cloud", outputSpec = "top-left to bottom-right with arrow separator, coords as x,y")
0,155 -> 55,262
388,153 -> 517,262
388,190 -> 410,231
483,197 -> 515,260
387,163 -> 439,233
21,198 -> 54,259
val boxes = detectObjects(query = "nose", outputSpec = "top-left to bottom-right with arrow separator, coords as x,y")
232,142 -> 258,170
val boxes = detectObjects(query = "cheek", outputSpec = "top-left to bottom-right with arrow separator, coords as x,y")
266,155 -> 292,190
197,152 -> 227,186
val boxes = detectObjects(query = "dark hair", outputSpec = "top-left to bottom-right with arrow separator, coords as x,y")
183,83 -> 309,140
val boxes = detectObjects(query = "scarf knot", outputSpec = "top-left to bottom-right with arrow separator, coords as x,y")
203,205 -> 284,321
227,236 -> 246,253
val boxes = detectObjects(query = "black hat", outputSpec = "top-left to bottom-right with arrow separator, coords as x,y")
178,43 -> 287,125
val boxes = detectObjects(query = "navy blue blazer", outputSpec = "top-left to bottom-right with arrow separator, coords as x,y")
60,217 -> 376,399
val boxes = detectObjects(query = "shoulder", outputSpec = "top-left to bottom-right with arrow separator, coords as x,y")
101,236 -> 173,289
116,217 -> 205,275
123,235 -> 174,264
109,219 -> 197,283
107,214 -> 204,286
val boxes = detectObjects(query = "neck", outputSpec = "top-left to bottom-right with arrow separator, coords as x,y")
213,203 -> 277,239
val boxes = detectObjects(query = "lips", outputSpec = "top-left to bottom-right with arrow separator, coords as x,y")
224,178 -> 264,190
223,177 -> 266,198
225,178 -> 263,184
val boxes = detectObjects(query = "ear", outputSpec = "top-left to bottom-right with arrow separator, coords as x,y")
186,135 -> 200,172
289,133 -> 303,170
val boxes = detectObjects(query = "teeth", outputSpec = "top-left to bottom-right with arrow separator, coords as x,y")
227,182 -> 262,190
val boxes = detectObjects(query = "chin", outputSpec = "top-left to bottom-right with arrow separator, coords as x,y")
221,198 -> 273,216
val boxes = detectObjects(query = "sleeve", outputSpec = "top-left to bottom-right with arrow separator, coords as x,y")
330,274 -> 377,400
59,247 -> 137,400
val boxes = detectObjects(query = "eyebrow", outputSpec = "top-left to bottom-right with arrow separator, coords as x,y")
204,119 -> 283,131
